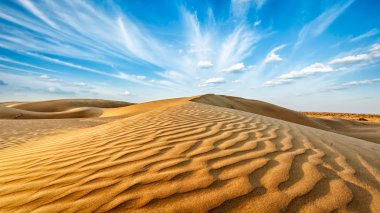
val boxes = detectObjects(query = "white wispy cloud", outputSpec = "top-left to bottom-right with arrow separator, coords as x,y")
350,28 -> 379,42
221,63 -> 245,73
25,52 -> 110,76
0,71 -> 96,96
1,0 -> 263,96
255,0 -> 266,9
254,20 -> 261,27
264,44 -> 286,64
263,63 -> 334,87
263,78 -> 294,87
205,77 -> 226,84
199,77 -> 226,87
231,0 -> 266,18
299,77 -> 380,96
0,64 -> 43,75
18,0 -> 57,28
197,60 -> 213,69
217,24 -> 260,69
329,54 -> 371,65
265,42 -> 380,88
113,72 -> 147,84
333,78 -> 380,90
370,43 -> 380,52
296,0 -> 354,46
23,51 -> 170,88
0,57 -> 59,73
278,63 -> 333,79
329,44 -> 380,65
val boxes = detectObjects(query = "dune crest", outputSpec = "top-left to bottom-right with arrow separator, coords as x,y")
191,94 -> 380,143
8,99 -> 132,112
0,99 -> 132,119
191,94 -> 329,130
0,99 -> 379,212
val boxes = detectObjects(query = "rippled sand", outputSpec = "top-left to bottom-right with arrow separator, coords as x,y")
0,96 -> 379,212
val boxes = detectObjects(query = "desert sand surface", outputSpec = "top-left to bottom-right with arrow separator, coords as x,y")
0,99 -> 132,119
304,112 -> 380,122
7,99 -> 132,112
0,95 -> 380,212
0,118 -> 109,150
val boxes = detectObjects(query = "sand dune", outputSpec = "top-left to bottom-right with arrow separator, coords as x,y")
304,112 -> 380,122
0,99 -> 132,119
0,118 -> 108,150
192,94 -> 329,130
8,99 -> 132,112
193,94 -> 380,144
314,117 -> 380,144
101,97 -> 191,118
0,105 -> 104,119
1,95 -> 380,212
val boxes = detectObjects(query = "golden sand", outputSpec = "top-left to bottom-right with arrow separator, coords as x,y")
0,95 -> 379,212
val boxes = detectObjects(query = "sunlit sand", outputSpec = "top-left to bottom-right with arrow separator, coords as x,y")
1,95 -> 379,212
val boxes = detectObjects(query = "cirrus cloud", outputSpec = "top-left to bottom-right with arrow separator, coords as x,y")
221,63 -> 245,73
263,63 -> 334,87
329,54 -> 371,65
197,60 -> 213,69
199,77 -> 226,87
264,44 -> 286,64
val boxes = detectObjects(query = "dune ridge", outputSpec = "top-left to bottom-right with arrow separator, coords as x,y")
0,99 -> 379,212
0,99 -> 132,119
191,94 -> 380,144
191,94 -> 329,130
0,106 -> 104,119
8,99 -> 132,112
0,118 -> 108,150
304,112 -> 380,122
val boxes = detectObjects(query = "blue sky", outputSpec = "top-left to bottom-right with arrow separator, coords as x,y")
0,0 -> 379,113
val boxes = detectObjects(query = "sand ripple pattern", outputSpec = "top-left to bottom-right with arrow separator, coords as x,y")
0,102 -> 380,212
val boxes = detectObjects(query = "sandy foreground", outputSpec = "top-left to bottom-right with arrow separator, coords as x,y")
0,95 -> 380,212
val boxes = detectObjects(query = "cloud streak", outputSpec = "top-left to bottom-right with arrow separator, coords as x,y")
263,63 -> 333,87
199,77 -> 226,87
350,28 -> 379,42
264,44 -> 286,64
18,0 -> 58,28
329,43 -> 380,65
1,0 -> 265,94
221,63 -> 245,73
332,78 -> 380,90
296,0 -> 354,46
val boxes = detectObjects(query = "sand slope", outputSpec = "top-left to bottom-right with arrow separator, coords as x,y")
1,99 -> 380,212
315,117 -> 380,144
192,94 -> 329,130
100,97 -> 191,118
192,94 -> 380,143
0,118 -> 108,150
0,99 -> 132,119
8,99 -> 132,112
0,106 -> 104,119
304,112 -> 380,122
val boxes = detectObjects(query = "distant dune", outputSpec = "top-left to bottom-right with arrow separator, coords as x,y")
7,99 -> 132,112
304,112 -> 380,122
192,95 -> 380,144
192,94 -> 329,130
0,99 -> 132,119
0,95 -> 379,212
